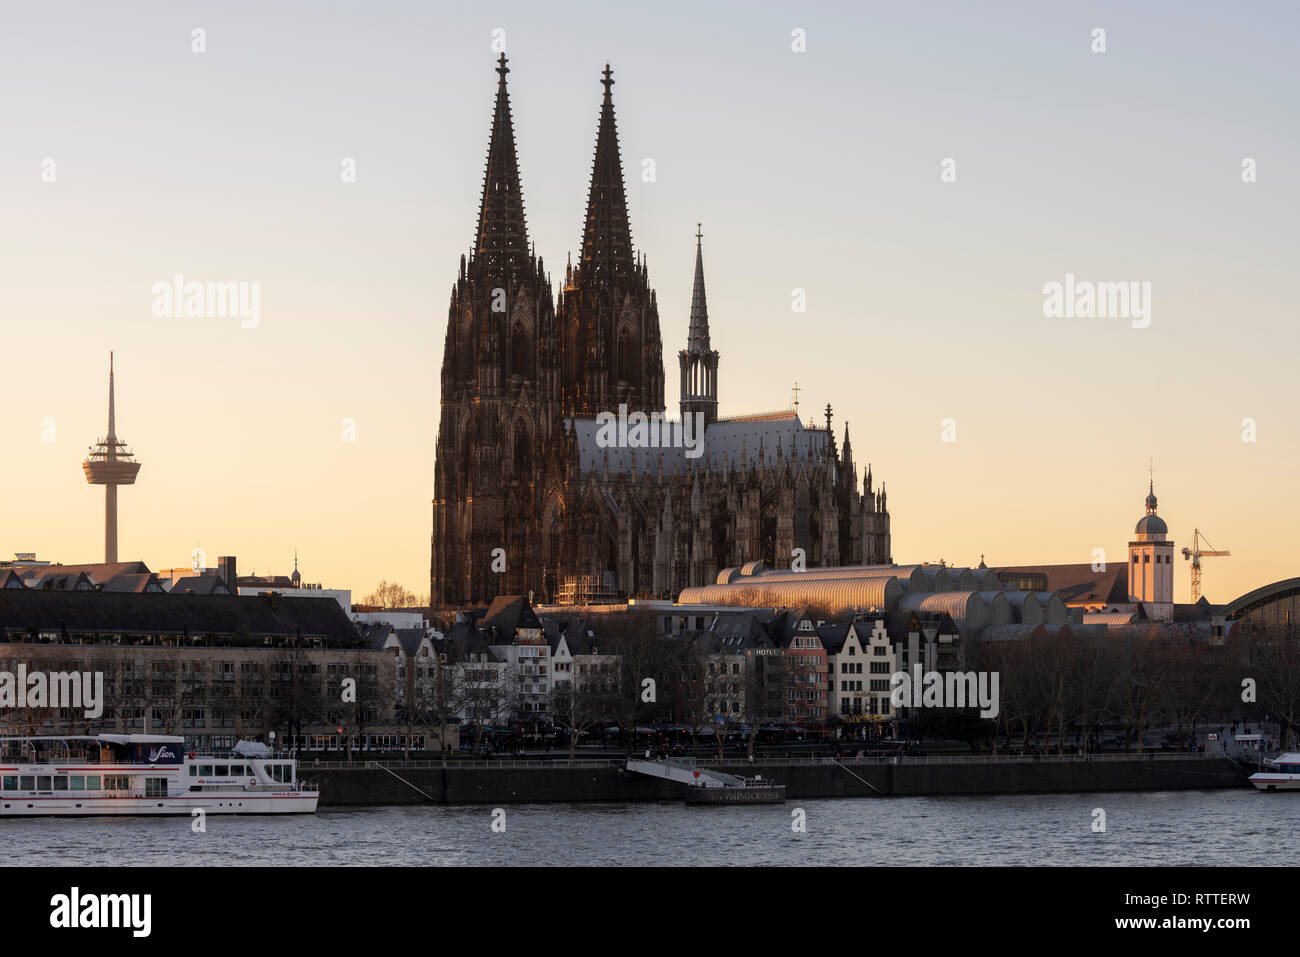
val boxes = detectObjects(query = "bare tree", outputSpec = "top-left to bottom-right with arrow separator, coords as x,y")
549,671 -> 612,765
743,652 -> 786,759
268,647 -> 325,750
360,581 -> 426,611
603,609 -> 665,755
1245,628 -> 1300,748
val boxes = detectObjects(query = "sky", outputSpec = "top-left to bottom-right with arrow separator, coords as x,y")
1,0 -> 1297,604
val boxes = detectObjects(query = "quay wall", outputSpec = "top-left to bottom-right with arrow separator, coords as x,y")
305,756 -> 1252,807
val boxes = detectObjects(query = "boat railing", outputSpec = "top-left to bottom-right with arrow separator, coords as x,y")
185,750 -> 303,761
0,749 -> 113,765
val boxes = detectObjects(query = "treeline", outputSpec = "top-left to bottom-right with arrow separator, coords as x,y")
953,627 -> 1300,755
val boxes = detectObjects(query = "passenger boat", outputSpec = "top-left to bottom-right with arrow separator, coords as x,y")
1248,752 -> 1300,792
0,734 -> 318,815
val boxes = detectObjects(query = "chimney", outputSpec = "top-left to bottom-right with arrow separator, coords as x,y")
217,556 -> 237,596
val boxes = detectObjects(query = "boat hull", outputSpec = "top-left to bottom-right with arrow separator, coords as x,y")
0,792 -> 319,816
1249,774 -> 1300,792
684,785 -> 786,804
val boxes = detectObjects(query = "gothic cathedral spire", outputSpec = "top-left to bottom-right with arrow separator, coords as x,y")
559,64 -> 664,418
679,224 -> 719,426
580,64 -> 634,281
475,53 -> 530,279
433,54 -> 558,607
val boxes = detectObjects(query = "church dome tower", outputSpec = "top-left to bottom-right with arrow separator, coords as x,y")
1128,476 -> 1174,618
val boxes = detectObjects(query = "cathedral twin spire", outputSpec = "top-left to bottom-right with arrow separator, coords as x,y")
473,54 -> 637,285
474,54 -> 531,279
580,64 -> 636,282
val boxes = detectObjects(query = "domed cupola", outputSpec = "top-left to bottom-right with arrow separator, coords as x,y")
1134,480 -> 1168,539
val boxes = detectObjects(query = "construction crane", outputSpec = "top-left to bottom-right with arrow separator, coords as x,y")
1181,529 -> 1230,602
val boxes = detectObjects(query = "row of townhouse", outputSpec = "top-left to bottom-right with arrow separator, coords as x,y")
686,609 -> 895,735
665,604 -> 971,736
370,597 -> 620,739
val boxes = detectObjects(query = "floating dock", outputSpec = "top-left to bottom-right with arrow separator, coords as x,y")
625,758 -> 786,804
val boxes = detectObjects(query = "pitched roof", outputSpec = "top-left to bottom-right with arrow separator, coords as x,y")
568,413 -> 832,476
0,590 -> 359,643
394,627 -> 428,657
994,563 -> 1129,606
168,575 -> 230,596
20,561 -> 151,585
101,573 -> 164,594
816,623 -> 851,653
479,595 -> 542,641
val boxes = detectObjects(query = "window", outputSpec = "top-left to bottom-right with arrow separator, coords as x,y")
2,776 -> 15,790
53,776 -> 68,790
85,776 -> 101,790
20,776 -> 35,791
145,778 -> 168,798
617,328 -> 634,382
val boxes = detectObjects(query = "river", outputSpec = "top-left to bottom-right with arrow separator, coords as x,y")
4,787 -> 1288,866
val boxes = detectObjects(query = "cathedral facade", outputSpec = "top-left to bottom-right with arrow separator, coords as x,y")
431,56 -> 890,607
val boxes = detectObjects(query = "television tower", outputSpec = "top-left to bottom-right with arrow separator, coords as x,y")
82,353 -> 141,562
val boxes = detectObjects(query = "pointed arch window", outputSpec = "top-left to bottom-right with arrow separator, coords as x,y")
511,321 -> 531,379
617,328 -> 635,383
514,421 -> 532,477
564,323 -> 580,383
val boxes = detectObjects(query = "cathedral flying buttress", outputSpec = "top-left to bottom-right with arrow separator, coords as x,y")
432,56 -> 890,607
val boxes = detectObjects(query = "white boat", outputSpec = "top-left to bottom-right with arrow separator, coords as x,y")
0,734 -> 319,815
1248,751 -> 1300,792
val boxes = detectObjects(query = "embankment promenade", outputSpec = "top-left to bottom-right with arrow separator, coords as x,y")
302,752 -> 1253,806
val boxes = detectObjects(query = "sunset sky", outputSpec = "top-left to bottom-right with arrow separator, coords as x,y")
1,0 -> 1296,604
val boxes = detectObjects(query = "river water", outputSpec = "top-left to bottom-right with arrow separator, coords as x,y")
4,789 -> 1286,866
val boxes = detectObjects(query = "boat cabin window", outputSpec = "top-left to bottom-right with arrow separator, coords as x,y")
53,776 -> 68,790
2,776 -> 16,790
189,766 -> 197,777
215,765 -> 229,777
70,776 -> 85,790
19,776 -> 34,791
85,776 -> 101,790
36,776 -> 52,791
199,765 -> 214,776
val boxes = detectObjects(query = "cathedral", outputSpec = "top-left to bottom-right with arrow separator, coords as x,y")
430,55 -> 891,606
